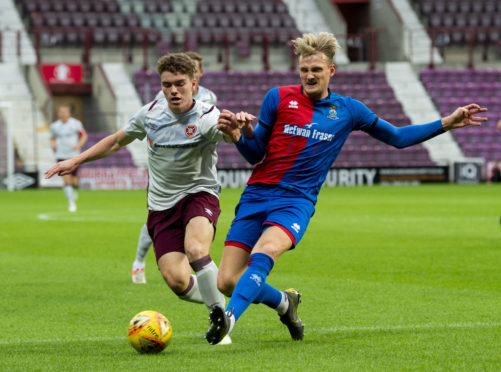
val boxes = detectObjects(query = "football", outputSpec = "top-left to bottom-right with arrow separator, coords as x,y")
128,310 -> 173,353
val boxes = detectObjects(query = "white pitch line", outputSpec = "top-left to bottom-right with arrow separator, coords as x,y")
316,321 -> 501,334
1,322 -> 500,345
36,213 -> 141,223
343,215 -> 494,223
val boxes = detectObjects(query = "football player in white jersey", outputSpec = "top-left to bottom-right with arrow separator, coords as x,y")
49,105 -> 88,212
45,53 -> 249,345
133,52 -> 218,284
154,51 -> 217,105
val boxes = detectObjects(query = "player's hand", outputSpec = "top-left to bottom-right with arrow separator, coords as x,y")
441,104 -> 488,130
235,111 -> 256,129
44,159 -> 78,178
217,109 -> 241,142
218,109 -> 238,128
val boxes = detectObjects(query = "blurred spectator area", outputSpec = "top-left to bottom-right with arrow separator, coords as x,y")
412,0 -> 501,44
20,0 -> 299,49
420,68 -> 501,162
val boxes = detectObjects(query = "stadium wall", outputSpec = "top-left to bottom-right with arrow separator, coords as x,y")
369,0 -> 405,61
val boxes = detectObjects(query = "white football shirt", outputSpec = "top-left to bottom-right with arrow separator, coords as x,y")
50,117 -> 84,159
123,98 -> 224,211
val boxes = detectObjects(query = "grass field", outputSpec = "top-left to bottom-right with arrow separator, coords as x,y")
1,184 -> 500,371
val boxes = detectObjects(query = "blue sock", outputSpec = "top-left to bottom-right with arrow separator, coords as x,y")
226,253 -> 280,320
252,282 -> 282,308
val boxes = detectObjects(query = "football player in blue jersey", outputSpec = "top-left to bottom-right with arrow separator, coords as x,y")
206,32 -> 488,345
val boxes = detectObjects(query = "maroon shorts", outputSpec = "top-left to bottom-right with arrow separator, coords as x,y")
57,159 -> 79,177
146,192 -> 221,262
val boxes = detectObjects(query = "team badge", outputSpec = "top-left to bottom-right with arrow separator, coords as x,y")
184,124 -> 197,138
327,105 -> 339,120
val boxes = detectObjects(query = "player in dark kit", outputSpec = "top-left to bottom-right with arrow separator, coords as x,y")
206,32 -> 488,345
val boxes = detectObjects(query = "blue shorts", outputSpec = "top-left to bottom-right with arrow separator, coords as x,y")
225,184 -> 315,252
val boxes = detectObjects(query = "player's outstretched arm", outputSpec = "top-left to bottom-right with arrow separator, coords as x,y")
441,103 -> 488,131
367,104 -> 487,149
45,129 -> 134,178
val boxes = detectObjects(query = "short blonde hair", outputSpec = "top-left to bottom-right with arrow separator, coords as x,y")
291,32 -> 340,63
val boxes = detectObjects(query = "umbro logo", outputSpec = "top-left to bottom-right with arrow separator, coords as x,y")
205,208 -> 213,216
250,273 -> 262,287
304,122 -> 319,128
288,100 -> 298,109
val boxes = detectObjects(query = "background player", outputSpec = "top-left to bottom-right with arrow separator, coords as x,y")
206,32 -> 488,345
49,104 -> 88,212
45,53 -> 242,344
132,51 -> 218,284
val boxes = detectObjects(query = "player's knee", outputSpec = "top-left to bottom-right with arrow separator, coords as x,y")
217,272 -> 235,297
164,276 -> 188,294
256,243 -> 281,261
184,244 -> 206,262
160,270 -> 188,294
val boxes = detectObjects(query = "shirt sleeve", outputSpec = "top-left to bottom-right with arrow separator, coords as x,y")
209,91 -> 217,106
235,123 -> 270,164
75,120 -> 84,133
258,87 -> 280,129
49,123 -> 56,138
200,105 -> 223,142
123,106 -> 148,140
366,118 -> 445,148
346,97 -> 378,131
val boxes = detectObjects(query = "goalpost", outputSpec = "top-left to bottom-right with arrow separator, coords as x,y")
0,103 -> 14,191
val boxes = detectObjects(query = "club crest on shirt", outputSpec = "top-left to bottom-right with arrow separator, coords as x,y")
327,105 -> 339,120
184,124 -> 197,138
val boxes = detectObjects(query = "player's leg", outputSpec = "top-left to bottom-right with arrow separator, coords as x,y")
184,216 -> 225,310
148,207 -> 205,303
217,188 -> 268,297
157,251 -> 193,295
207,227 -> 293,345
217,244 -> 250,297
207,227 -> 290,344
185,215 -> 232,345
62,174 -> 76,212
132,223 -> 153,283
207,194 -> 312,344
71,174 -> 79,200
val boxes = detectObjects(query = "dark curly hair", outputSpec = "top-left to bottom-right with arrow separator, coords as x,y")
157,53 -> 196,79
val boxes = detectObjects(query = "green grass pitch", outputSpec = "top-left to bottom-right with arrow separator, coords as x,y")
1,184 -> 500,371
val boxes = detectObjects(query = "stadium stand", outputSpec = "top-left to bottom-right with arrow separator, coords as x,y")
412,0 -> 501,45
20,0 -> 299,50
80,132 -> 135,168
420,68 -> 501,162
